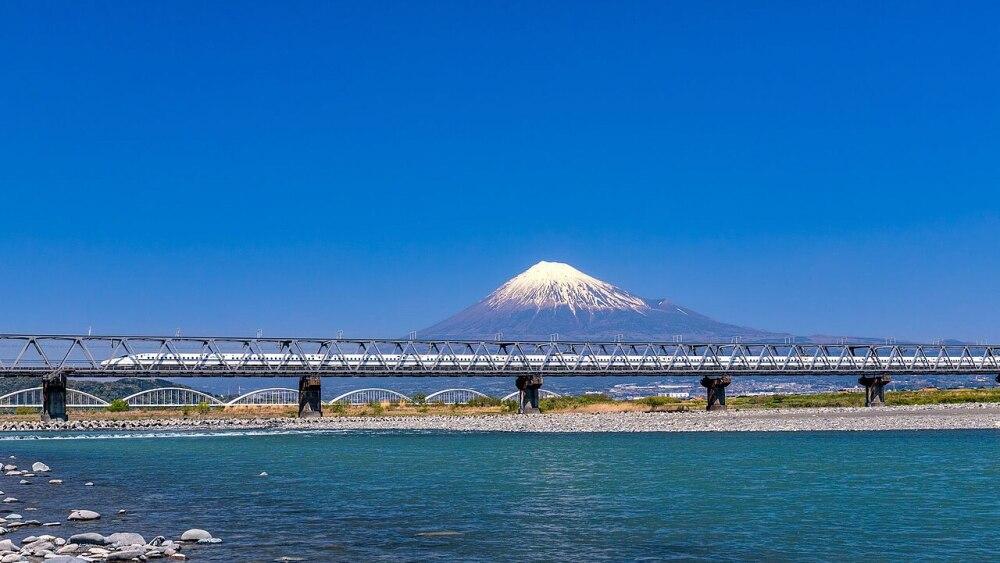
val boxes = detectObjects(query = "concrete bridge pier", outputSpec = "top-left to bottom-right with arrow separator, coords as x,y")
858,375 -> 891,406
42,370 -> 69,422
298,375 -> 323,418
516,375 -> 544,414
700,375 -> 732,411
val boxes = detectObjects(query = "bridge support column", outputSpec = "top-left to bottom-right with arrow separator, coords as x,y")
42,370 -> 69,422
858,375 -> 891,407
700,376 -> 732,411
298,375 -> 323,418
515,375 -> 543,414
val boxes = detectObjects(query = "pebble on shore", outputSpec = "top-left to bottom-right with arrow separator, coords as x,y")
180,528 -> 213,542
67,510 -> 100,521
0,461 -> 220,561
0,402 -> 998,433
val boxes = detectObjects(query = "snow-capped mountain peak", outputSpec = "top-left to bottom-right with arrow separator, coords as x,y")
419,260 -> 792,341
485,261 -> 649,315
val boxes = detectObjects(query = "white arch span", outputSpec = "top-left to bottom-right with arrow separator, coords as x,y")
0,387 -> 110,408
226,387 -> 299,406
329,388 -> 412,405
122,387 -> 225,407
424,388 -> 493,404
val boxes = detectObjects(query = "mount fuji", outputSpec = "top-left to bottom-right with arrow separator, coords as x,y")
419,261 -> 793,342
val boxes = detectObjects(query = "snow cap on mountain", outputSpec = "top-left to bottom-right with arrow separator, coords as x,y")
485,261 -> 648,315
419,260 -> 789,341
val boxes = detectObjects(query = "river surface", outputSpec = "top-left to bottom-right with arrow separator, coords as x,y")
1,429 -> 997,561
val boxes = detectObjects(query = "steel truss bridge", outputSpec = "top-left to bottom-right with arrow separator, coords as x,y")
2,334 -> 1000,377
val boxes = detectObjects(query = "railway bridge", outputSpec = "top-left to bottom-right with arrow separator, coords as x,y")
2,334 -> 999,420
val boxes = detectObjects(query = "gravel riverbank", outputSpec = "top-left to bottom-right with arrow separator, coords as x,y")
3,403 -> 999,433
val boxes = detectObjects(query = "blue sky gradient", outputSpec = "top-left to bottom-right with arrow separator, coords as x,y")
2,1 -> 998,341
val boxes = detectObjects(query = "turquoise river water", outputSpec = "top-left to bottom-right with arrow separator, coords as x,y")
0,429 -> 997,561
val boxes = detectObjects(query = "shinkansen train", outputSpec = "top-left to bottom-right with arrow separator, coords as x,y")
98,352 -> 989,370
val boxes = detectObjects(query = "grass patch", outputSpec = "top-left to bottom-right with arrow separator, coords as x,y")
466,396 -> 502,407
885,387 -> 1000,406
539,393 -> 615,411
727,392 -> 864,409
637,395 -> 686,408
724,387 -> 1000,409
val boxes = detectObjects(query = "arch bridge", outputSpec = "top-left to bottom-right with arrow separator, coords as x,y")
330,388 -> 412,405
0,387 -> 109,409
425,388 -> 492,404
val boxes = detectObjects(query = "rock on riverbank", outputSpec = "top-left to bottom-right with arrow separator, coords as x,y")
1,403 -> 998,433
0,459 -> 220,561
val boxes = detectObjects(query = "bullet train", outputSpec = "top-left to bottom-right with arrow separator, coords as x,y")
98,352 -> 991,370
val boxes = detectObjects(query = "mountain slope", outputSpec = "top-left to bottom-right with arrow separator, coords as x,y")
419,261 -> 790,341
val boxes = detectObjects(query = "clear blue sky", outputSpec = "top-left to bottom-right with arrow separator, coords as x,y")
2,1 -> 998,341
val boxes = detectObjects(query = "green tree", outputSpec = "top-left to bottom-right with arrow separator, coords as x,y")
106,399 -> 129,412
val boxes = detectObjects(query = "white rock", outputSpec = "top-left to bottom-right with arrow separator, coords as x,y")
69,533 -> 106,545
105,532 -> 144,546
30,462 -> 50,473
106,548 -> 145,561
197,537 -> 222,544
179,529 -> 212,541
67,510 -> 100,521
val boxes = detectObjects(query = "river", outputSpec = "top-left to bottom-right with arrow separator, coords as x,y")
1,429 -> 997,560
